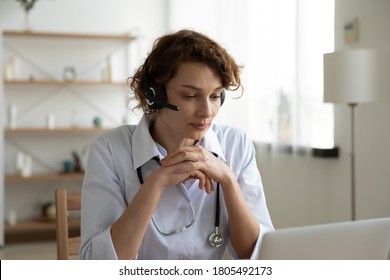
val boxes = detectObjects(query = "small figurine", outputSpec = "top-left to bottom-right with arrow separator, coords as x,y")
72,151 -> 83,173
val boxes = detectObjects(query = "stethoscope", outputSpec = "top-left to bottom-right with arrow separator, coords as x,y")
136,155 -> 224,248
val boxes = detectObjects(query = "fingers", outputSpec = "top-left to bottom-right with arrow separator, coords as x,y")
188,170 -> 214,194
159,146 -> 219,194
160,146 -> 206,167
161,162 -> 215,194
161,146 -> 216,180
205,176 -> 214,194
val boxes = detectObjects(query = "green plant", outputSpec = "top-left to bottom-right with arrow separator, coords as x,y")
15,0 -> 39,13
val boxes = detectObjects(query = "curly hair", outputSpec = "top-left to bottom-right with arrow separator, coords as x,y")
127,29 -> 242,113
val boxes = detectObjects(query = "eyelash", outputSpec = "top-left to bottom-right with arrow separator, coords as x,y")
183,94 -> 222,100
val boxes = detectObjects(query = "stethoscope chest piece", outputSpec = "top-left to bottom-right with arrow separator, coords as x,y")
208,229 -> 224,247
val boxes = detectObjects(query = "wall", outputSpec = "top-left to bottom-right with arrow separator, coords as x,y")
255,146 -> 336,229
331,0 -> 390,221
0,29 -> 4,245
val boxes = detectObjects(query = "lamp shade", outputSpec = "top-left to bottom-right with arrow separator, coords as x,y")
324,49 -> 380,104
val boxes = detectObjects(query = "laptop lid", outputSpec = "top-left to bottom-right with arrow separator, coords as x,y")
258,217 -> 390,260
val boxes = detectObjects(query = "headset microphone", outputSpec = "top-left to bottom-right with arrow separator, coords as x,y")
160,102 -> 180,111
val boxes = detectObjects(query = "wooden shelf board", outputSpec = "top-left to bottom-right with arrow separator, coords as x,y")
3,30 -> 136,41
5,218 -> 80,233
4,218 -> 80,244
5,127 -> 108,134
5,173 -> 84,182
4,79 -> 127,86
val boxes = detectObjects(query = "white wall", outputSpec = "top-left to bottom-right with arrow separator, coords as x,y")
0,28 -> 4,245
332,0 -> 390,221
255,147 -> 336,229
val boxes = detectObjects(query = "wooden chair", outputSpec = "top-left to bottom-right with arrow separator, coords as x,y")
55,188 -> 81,260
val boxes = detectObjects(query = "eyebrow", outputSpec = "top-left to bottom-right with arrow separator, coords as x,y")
180,84 -> 224,92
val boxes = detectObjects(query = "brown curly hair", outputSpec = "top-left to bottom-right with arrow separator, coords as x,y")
127,29 -> 242,113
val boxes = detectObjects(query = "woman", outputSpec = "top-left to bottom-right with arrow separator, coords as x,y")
80,29 -> 273,260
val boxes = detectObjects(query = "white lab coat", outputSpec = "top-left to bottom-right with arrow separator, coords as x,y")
80,114 -> 274,259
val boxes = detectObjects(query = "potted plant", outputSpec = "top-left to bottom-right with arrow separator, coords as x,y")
15,0 -> 41,30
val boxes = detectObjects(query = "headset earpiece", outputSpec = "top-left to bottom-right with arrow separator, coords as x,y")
220,91 -> 225,106
142,62 -> 168,111
145,85 -> 167,111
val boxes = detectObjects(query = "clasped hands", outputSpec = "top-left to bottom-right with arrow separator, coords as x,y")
152,146 -> 231,194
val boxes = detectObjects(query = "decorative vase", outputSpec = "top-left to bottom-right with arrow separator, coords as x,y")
93,117 -> 102,128
23,12 -> 32,31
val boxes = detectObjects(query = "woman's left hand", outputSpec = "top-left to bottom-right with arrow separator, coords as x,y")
160,146 -> 234,189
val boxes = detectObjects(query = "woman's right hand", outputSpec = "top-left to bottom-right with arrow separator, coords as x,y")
145,161 -> 214,194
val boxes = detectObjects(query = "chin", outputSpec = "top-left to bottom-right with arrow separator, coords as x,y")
183,125 -> 210,141
187,131 -> 208,142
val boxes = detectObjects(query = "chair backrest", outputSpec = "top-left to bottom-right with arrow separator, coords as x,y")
55,188 -> 81,260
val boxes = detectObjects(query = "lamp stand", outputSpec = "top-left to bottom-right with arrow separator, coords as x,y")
349,103 -> 357,221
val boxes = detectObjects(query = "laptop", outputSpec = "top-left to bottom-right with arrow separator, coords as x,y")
258,217 -> 390,260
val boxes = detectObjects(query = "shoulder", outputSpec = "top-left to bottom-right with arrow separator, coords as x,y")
209,123 -> 254,161
209,123 -> 256,174
91,125 -> 136,150
210,123 -> 250,146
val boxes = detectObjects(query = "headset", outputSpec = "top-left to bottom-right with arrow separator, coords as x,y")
142,59 -> 225,111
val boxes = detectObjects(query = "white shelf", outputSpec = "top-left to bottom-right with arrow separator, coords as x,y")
5,172 -> 84,182
4,127 -> 109,134
4,79 -> 127,86
3,30 -> 136,42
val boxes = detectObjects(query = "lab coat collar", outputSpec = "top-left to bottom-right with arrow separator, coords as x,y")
198,125 -> 226,162
131,113 -> 160,170
132,114 -> 226,170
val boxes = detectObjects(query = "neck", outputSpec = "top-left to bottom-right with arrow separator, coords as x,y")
151,117 -> 195,154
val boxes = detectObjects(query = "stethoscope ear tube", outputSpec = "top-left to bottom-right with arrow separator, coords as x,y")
208,152 -> 224,247
208,183 -> 223,247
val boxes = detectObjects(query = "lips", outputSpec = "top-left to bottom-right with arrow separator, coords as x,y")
190,123 -> 209,130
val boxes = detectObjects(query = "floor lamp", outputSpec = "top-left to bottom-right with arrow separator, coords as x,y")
323,49 -> 379,221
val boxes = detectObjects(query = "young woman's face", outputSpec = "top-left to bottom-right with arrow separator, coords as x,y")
157,62 -> 224,141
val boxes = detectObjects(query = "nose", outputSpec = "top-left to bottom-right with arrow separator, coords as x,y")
197,98 -> 213,118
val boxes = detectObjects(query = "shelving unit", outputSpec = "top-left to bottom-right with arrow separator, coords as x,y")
1,29 -> 136,244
